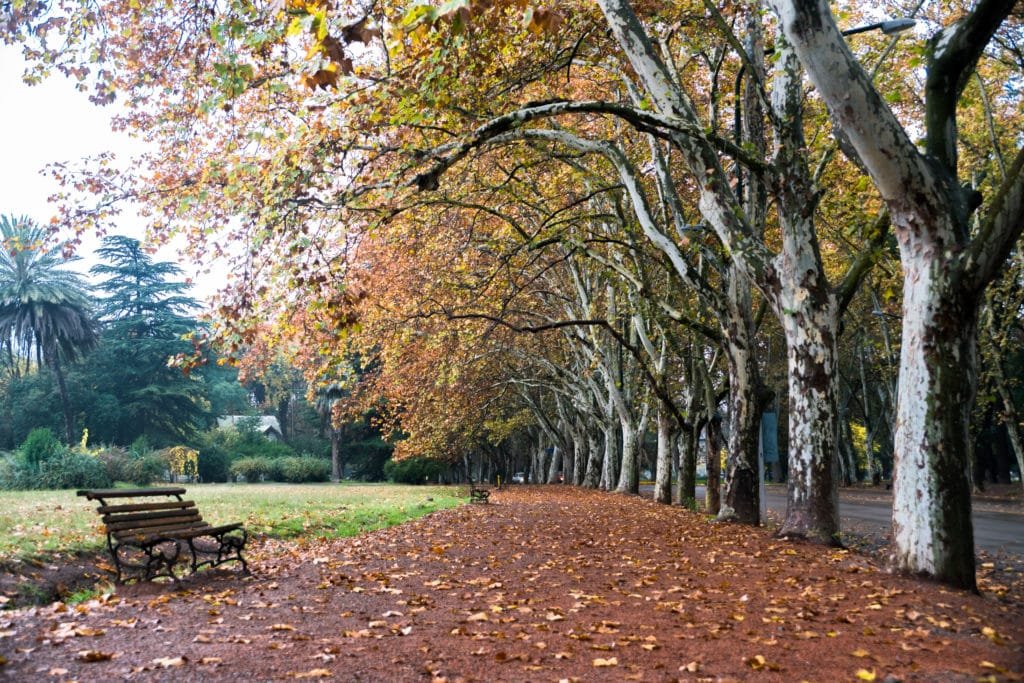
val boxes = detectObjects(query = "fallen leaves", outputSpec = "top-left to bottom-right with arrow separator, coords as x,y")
152,656 -> 186,668
76,650 -> 116,662
745,654 -> 782,671
0,487 -> 1021,683
270,623 -> 297,631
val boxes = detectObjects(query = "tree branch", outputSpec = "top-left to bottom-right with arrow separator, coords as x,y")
966,147 -> 1024,292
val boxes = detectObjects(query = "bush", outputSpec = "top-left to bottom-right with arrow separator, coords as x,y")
20,428 -> 65,470
95,446 -> 131,481
230,456 -> 273,482
228,455 -> 331,483
345,438 -> 393,481
38,451 -> 112,490
279,457 -> 331,483
236,438 -> 296,460
124,455 -> 167,486
0,454 -> 36,490
95,447 -> 167,486
384,456 -> 446,484
198,448 -> 232,483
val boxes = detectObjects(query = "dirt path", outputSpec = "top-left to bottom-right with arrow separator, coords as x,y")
1,487 -> 1022,681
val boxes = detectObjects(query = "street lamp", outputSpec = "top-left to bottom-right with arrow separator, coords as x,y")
841,18 -> 917,37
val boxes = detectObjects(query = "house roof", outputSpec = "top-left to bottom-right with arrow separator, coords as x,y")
216,415 -> 283,437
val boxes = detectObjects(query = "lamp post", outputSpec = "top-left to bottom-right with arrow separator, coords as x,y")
841,18 -> 917,37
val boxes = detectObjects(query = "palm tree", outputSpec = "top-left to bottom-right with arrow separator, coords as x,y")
315,382 -> 347,482
0,215 -> 98,443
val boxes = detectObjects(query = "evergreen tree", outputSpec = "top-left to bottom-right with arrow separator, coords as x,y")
82,235 -> 207,445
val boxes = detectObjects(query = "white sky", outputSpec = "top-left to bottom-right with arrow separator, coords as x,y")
0,44 -> 225,303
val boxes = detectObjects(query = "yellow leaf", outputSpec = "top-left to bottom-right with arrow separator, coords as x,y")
293,669 -> 332,679
153,656 -> 186,668
73,626 -> 105,637
77,650 -> 115,662
593,657 -> 618,667
855,669 -> 876,681
852,648 -> 870,657
981,626 -> 1005,645
467,612 -> 488,622
271,623 -> 297,631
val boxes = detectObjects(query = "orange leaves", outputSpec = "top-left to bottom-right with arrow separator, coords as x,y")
745,654 -> 782,671
302,67 -> 341,91
341,17 -> 381,44
152,656 -> 187,668
269,623 -> 297,631
523,6 -> 563,35
76,649 -> 116,662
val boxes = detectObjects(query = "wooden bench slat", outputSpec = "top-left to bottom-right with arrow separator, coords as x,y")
122,522 -> 242,545
78,487 -> 186,500
105,513 -> 204,533
114,521 -> 212,542
173,523 -> 243,540
99,501 -> 197,516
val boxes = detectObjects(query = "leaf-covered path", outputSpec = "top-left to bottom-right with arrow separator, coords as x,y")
1,487 -> 1022,681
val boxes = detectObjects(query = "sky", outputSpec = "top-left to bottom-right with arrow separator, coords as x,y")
0,44 -> 225,303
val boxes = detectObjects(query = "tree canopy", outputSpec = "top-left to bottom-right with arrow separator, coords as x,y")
2,0 -> 1022,588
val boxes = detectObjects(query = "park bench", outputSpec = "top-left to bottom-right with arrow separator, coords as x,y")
469,485 -> 491,504
77,487 -> 248,583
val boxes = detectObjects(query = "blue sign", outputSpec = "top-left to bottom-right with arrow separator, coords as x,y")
761,412 -> 779,463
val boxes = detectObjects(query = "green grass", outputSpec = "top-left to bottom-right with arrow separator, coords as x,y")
0,483 -> 465,563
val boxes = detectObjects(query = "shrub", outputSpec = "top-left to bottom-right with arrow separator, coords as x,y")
0,454 -> 36,490
158,446 -> 199,481
230,456 -> 272,482
95,446 -> 131,482
191,427 -> 239,483
198,448 -> 231,483
38,451 -> 112,490
236,438 -> 296,460
20,428 -> 65,470
279,457 -> 331,483
123,455 -> 167,486
384,456 -> 446,484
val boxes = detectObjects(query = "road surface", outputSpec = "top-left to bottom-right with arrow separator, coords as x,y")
642,484 -> 1023,556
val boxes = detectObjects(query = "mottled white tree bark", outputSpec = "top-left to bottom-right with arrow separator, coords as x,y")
769,0 -> 1024,587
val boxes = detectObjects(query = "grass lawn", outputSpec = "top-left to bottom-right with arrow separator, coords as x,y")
0,483 -> 465,563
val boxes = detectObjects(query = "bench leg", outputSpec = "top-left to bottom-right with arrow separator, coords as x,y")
186,529 -> 249,575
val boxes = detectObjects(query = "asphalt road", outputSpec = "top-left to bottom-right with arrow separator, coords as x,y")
644,484 -> 1023,556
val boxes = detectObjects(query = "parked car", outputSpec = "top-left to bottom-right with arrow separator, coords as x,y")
512,472 -> 526,484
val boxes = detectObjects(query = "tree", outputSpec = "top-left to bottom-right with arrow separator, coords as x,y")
314,381 -> 346,481
81,235 -> 208,445
0,215 -> 97,443
768,0 -> 1023,588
